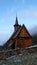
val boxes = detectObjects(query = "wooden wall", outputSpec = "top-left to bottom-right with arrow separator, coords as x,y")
15,38 -> 32,48
15,26 -> 32,48
19,27 -> 30,37
7,26 -> 32,49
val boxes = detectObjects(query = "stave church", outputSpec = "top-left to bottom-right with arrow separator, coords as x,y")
4,17 -> 32,49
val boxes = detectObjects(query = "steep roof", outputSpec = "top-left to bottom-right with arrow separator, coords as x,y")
4,24 -> 31,48
3,26 -> 21,47
13,24 -> 32,39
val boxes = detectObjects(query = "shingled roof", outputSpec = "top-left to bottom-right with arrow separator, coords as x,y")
4,24 -> 31,48
3,25 -> 21,47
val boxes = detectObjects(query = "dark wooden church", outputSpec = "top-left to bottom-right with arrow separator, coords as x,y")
4,17 -> 32,49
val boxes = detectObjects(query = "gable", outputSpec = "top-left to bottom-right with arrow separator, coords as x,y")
12,25 -> 31,39
18,25 -> 31,37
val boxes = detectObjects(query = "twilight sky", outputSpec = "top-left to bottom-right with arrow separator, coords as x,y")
0,0 -> 37,45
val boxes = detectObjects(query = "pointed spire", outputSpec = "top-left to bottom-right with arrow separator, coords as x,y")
15,16 -> 18,25
14,16 -> 19,26
14,16 -> 21,31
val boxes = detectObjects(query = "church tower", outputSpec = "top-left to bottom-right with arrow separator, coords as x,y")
14,17 -> 21,31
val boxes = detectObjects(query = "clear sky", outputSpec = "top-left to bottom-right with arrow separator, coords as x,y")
0,0 -> 37,45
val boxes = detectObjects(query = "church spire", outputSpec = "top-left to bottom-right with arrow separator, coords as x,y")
14,16 -> 21,31
14,16 -> 19,26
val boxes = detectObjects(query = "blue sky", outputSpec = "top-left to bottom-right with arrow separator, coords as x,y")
0,0 -> 37,45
